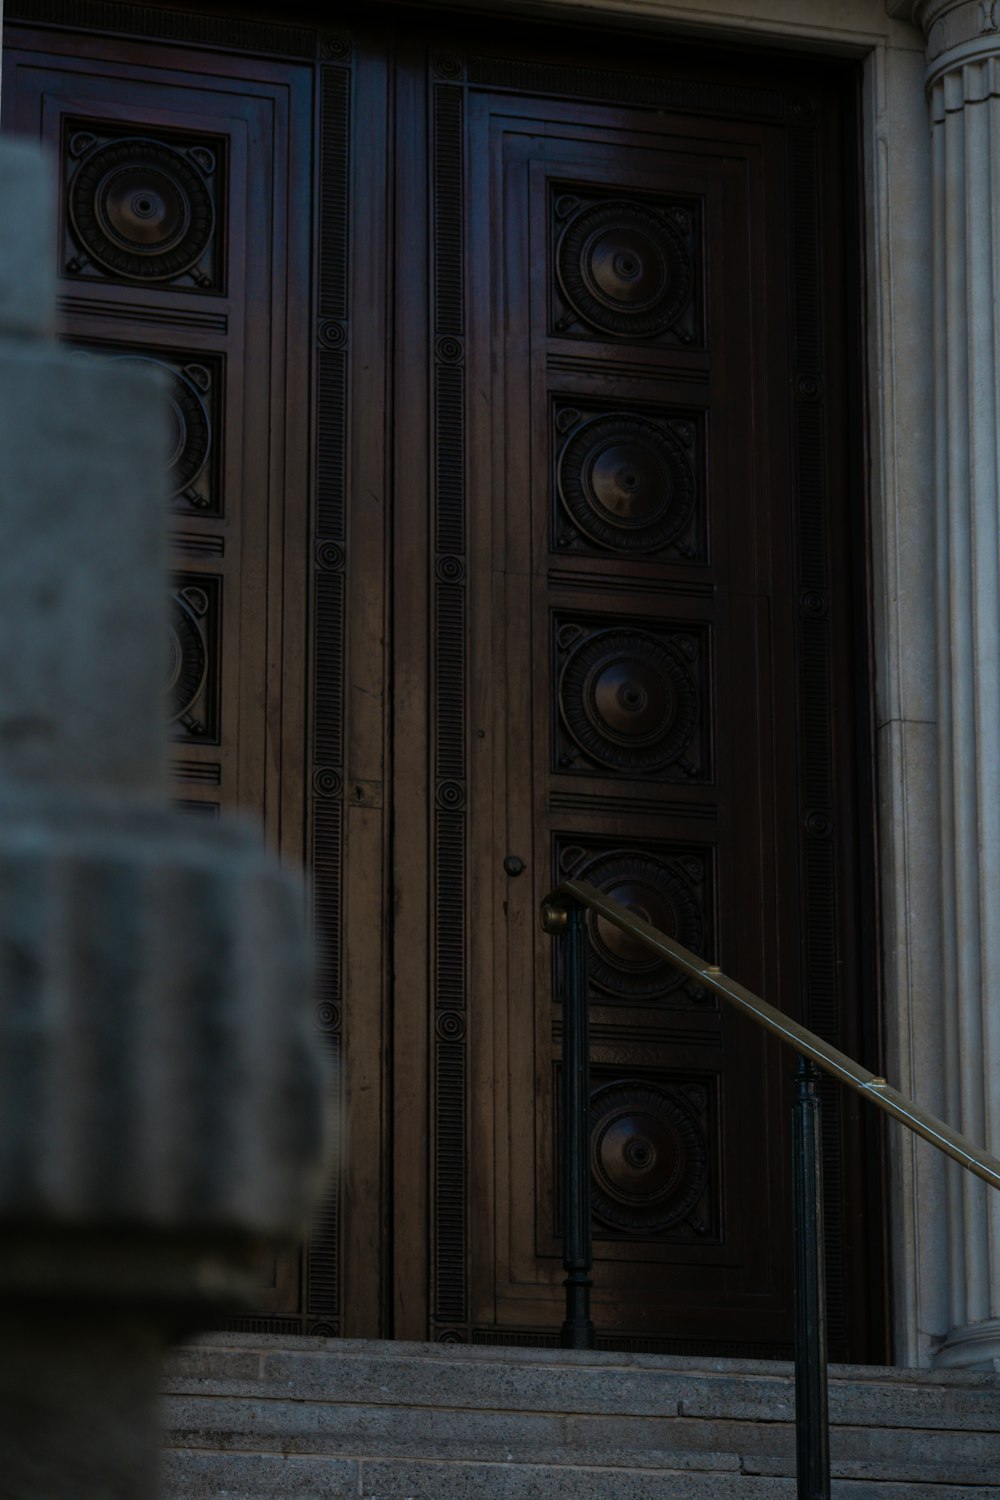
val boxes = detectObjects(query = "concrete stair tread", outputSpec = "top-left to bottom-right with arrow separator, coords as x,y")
161,1336 -> 1000,1496
161,1452 -> 1000,1499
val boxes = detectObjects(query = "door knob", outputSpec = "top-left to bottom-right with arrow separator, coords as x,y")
503,855 -> 526,877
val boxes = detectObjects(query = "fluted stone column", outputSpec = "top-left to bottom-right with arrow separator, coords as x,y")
0,138 -> 328,1494
912,0 -> 1000,1368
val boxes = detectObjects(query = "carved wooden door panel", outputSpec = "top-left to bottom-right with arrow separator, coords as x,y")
480,98 -> 777,1350
1,13 -> 393,1338
393,32 -> 884,1360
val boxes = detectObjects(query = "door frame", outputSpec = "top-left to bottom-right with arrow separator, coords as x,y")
380,0 -> 933,1372
384,6 -> 886,1359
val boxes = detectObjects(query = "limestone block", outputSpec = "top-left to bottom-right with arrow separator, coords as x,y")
163,1394 -> 571,1461
356,1462 -> 791,1498
260,1345 -> 686,1415
0,141 -> 56,340
161,1451 -> 360,1498
0,343 -> 167,794
0,789 -> 325,1257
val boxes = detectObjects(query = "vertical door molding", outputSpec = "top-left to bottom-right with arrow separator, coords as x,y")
429,58 -> 471,1344
305,45 -> 352,1336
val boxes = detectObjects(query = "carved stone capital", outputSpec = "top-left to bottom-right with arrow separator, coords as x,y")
915,0 -> 1000,88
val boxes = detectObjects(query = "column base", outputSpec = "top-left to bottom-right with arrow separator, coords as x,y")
933,1318 -> 1000,1370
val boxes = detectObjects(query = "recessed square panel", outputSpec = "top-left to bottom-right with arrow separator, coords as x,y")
70,344 -> 223,515
585,1066 -> 721,1245
551,185 -> 703,347
554,835 -> 716,1008
62,118 -> 226,292
553,614 -> 710,782
552,401 -> 706,562
169,575 -> 220,743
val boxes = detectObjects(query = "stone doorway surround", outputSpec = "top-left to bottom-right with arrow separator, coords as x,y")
4,0 -> 997,1371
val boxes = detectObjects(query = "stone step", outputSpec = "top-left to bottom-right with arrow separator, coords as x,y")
161,1335 -> 1000,1497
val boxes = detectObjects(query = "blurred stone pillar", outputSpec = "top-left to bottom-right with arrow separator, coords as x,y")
913,0 -> 1000,1367
0,138 -> 328,1493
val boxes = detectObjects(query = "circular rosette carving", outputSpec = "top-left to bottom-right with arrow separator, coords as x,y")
590,1080 -> 707,1233
314,1000 -> 340,1034
559,627 -> 697,775
112,356 -> 211,502
557,412 -> 694,555
69,137 -> 215,283
167,593 -> 207,724
576,850 -> 704,1001
435,1010 -> 466,1042
556,198 -> 693,339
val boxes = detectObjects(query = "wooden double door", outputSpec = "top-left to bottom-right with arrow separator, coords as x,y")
3,1 -> 886,1360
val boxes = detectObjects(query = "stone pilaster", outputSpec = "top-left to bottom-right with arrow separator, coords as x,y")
915,0 -> 1000,1367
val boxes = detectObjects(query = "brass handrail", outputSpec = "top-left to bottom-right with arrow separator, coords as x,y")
542,875 -> 1000,1500
543,877 -> 1000,1190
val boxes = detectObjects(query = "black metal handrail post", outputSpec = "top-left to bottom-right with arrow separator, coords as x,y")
547,899 -> 595,1350
792,1056 -> 830,1499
